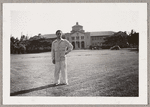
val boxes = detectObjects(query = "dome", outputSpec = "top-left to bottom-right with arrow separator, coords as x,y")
72,22 -> 83,32
73,22 -> 82,27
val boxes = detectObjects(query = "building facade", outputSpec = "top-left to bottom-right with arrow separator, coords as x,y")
41,22 -> 115,49
63,22 -> 91,49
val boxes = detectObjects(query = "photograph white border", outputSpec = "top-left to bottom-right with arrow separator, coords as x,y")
3,3 -> 147,105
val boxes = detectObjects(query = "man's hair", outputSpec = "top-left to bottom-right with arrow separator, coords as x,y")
56,30 -> 62,35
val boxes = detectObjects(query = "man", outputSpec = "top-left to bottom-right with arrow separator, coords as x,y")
51,30 -> 73,85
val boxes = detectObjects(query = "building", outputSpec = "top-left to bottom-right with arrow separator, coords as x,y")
41,22 -> 115,49
64,22 -> 91,49
90,31 -> 115,46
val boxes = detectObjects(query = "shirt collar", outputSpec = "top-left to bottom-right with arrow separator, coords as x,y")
56,38 -> 63,42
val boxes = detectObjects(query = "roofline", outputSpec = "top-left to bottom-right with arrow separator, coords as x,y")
90,35 -> 112,37
41,31 -> 116,38
70,31 -> 85,35
72,25 -> 83,27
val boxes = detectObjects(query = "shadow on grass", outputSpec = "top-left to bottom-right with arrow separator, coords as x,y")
10,84 -> 64,96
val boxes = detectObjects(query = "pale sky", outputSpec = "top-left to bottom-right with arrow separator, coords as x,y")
4,3 -> 144,38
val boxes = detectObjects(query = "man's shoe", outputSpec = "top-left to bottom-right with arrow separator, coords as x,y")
54,83 -> 60,86
55,83 -> 59,85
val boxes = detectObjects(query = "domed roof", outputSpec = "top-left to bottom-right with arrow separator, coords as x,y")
72,22 -> 83,27
71,22 -> 84,33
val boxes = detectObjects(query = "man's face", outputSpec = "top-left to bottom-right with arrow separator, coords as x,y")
56,32 -> 62,39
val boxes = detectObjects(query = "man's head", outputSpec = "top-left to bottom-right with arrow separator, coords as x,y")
56,30 -> 62,39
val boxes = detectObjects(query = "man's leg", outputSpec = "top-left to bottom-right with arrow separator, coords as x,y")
60,60 -> 68,84
54,61 -> 61,84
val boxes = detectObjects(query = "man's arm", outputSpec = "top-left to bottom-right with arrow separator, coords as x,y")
51,41 -> 55,63
65,40 -> 73,55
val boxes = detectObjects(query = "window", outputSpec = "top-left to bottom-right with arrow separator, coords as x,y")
72,37 -> 75,40
81,36 -> 84,39
76,36 -> 79,40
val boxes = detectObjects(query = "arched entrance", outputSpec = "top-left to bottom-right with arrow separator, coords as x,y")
72,42 -> 75,49
81,41 -> 85,49
76,41 -> 80,48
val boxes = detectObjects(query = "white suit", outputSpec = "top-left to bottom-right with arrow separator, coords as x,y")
51,38 -> 73,84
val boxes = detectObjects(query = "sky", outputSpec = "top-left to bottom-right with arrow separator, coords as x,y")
5,3 -> 144,38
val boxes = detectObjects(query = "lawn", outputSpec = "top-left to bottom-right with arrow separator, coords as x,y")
10,49 -> 138,96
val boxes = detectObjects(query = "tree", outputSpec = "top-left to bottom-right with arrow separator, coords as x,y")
127,29 -> 139,48
20,35 -> 26,41
102,31 -> 129,49
10,34 -> 54,54
38,33 -> 41,36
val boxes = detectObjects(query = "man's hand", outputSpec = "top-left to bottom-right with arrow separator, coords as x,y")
65,52 -> 68,55
65,51 -> 68,55
65,51 -> 71,55
52,59 -> 55,64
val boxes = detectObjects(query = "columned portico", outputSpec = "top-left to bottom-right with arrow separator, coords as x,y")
69,22 -> 86,49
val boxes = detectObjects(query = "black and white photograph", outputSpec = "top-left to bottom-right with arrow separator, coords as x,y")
3,3 -> 147,105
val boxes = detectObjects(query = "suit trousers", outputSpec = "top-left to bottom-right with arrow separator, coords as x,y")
54,60 -> 68,84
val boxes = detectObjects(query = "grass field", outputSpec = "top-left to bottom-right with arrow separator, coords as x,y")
10,49 -> 138,96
